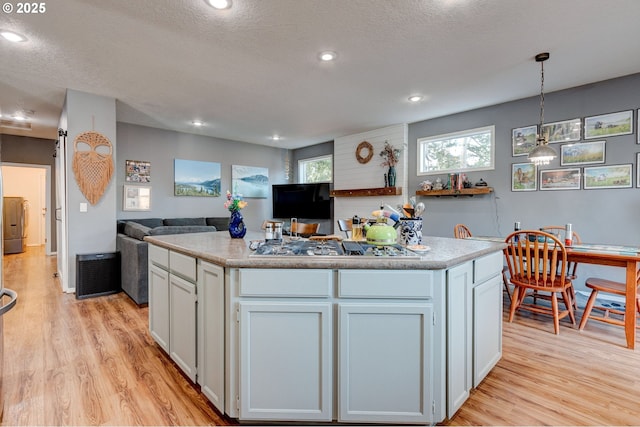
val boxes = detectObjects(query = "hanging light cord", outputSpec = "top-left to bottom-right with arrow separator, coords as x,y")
539,59 -> 545,132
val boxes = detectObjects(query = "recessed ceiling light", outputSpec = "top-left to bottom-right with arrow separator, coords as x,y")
206,0 -> 232,9
408,95 -> 423,102
319,51 -> 337,62
271,135 -> 281,141
1,31 -> 27,43
13,114 -> 27,121
192,120 -> 204,126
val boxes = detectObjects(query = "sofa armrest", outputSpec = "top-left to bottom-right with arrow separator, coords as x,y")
116,233 -> 148,305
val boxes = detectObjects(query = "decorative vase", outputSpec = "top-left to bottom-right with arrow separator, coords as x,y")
387,166 -> 396,187
228,210 -> 247,238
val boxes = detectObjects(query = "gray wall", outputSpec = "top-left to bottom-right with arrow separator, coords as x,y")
116,123 -> 290,232
408,72 -> 640,288
0,134 -> 57,250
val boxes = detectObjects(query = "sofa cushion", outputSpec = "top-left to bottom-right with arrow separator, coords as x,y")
117,218 -> 163,233
124,221 -> 152,240
148,225 -> 217,236
206,217 -> 230,231
163,217 -> 206,226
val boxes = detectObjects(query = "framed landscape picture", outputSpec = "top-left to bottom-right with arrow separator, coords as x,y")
174,159 -> 221,197
231,165 -> 269,198
511,162 -> 536,191
540,168 -> 581,191
584,164 -> 632,189
512,125 -> 537,156
542,118 -> 581,143
560,141 -> 606,166
584,110 -> 633,139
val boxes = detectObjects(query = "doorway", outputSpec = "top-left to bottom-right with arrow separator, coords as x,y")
1,163 -> 52,255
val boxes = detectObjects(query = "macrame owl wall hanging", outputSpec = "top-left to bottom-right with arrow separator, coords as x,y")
72,130 -> 114,205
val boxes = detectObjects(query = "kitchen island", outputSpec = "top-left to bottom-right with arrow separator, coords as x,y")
145,231 -> 505,425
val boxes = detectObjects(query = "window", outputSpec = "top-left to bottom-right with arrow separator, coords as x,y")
298,155 -> 333,183
417,125 -> 495,175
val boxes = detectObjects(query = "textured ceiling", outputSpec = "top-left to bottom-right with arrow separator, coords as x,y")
2,0 -> 640,149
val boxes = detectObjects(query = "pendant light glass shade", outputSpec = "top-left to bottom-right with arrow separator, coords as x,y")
528,52 -> 556,166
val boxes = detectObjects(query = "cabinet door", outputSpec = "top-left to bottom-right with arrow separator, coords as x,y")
169,273 -> 197,382
473,274 -> 502,387
238,301 -> 332,421
197,261 -> 225,413
149,264 -> 170,352
446,261 -> 473,419
338,302 -> 433,424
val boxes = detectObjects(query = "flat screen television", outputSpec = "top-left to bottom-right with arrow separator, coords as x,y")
272,183 -> 332,219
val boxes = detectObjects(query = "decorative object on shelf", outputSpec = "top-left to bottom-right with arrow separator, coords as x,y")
433,178 -> 444,190
355,141 -> 374,164
528,52 -> 557,166
72,130 -> 114,205
224,190 -> 248,238
419,180 -> 432,191
379,140 -> 401,187
475,179 -> 488,187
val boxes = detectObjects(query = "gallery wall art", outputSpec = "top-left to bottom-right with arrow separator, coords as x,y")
174,159 -> 221,197
231,165 -> 269,198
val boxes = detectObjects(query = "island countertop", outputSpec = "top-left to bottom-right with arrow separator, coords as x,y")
144,231 -> 505,270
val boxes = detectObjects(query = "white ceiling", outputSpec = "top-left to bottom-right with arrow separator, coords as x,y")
2,0 -> 640,149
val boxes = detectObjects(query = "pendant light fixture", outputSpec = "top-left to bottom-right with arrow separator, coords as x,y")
528,52 -> 556,166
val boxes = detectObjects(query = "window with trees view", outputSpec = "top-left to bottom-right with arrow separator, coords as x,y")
298,155 -> 333,183
417,125 -> 495,175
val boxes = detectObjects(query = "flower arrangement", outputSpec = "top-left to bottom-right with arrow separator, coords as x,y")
224,190 -> 247,212
379,141 -> 401,167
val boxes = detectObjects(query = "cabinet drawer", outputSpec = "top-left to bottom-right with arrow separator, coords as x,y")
239,269 -> 331,297
338,270 -> 433,299
474,252 -> 503,284
170,251 -> 197,282
149,244 -> 169,270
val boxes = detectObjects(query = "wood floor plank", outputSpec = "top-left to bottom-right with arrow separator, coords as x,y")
3,247 -> 640,425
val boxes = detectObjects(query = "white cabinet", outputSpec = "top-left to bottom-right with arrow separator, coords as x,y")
197,261 -> 225,413
169,273 -> 197,382
446,252 -> 503,418
473,273 -> 502,387
149,244 -> 170,353
234,269 -> 333,422
338,302 -> 433,424
238,301 -> 332,421
149,263 -> 170,352
446,262 -> 473,419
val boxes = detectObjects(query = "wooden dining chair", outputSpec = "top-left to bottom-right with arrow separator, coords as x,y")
291,222 -> 320,237
453,224 -> 472,239
540,225 -> 582,310
453,223 -> 511,301
336,219 -> 352,238
578,268 -> 640,332
504,230 -> 576,334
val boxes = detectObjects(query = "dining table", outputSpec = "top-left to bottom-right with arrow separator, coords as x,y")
469,236 -> 640,349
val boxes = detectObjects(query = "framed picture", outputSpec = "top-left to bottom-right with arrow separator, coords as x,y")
560,141 -> 606,166
125,159 -> 151,183
232,165 -> 269,198
512,125 -> 537,156
540,168 -> 581,191
584,110 -> 633,139
637,109 -> 640,144
542,118 -> 581,143
174,159 -> 221,197
511,162 -> 536,191
584,164 -> 632,189
123,185 -> 151,211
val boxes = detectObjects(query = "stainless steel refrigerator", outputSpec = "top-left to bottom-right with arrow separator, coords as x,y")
3,197 -> 27,255
0,173 -> 19,420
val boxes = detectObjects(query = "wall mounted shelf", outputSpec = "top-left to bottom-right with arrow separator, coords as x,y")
330,187 -> 402,197
416,187 -> 493,197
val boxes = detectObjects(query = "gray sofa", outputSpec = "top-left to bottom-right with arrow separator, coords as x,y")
116,217 -> 229,305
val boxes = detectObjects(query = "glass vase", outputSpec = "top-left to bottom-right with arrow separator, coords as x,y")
228,210 -> 247,238
388,166 -> 397,187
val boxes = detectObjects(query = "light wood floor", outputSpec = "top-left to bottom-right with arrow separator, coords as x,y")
3,247 -> 640,426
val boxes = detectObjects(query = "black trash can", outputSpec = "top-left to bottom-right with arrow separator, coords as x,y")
76,252 -> 121,299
